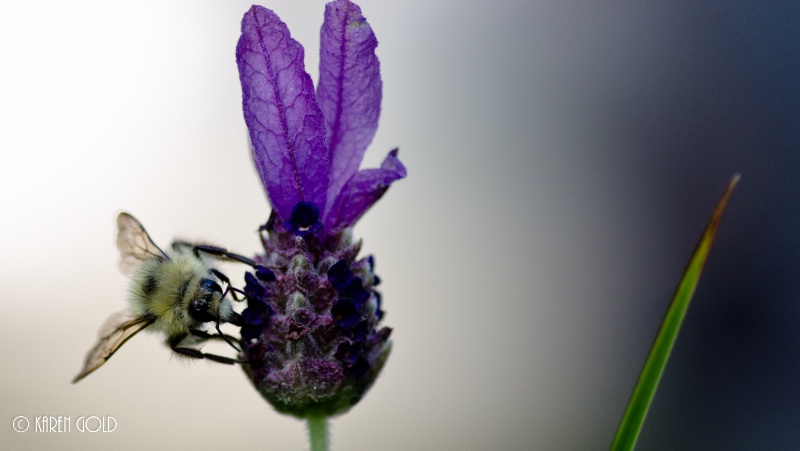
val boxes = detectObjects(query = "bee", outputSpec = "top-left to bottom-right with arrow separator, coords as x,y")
72,212 -> 258,383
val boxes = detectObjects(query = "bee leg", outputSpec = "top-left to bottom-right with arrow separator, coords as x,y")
171,346 -> 238,364
188,328 -> 239,344
209,269 -> 250,303
227,311 -> 243,327
228,286 -> 251,302
215,322 -> 242,352
192,245 -> 259,268
210,269 -> 240,302
189,328 -> 241,352
169,336 -> 244,365
211,268 -> 231,285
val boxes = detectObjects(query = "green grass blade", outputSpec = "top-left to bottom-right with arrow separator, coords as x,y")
610,174 -> 740,451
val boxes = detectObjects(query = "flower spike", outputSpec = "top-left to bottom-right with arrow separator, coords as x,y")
236,1 -> 402,419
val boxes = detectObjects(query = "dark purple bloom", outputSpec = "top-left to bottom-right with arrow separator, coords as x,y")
331,299 -> 361,327
235,1 -> 401,418
285,201 -> 322,237
255,266 -> 276,282
237,0 -> 405,238
327,259 -> 353,291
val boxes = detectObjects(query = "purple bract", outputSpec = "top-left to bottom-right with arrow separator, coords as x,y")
237,0 -> 405,237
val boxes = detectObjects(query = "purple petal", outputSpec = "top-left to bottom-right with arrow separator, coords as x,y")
237,5 -> 330,221
317,0 -> 382,215
325,149 -> 406,231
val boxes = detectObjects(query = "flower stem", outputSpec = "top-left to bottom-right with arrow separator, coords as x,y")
307,416 -> 329,451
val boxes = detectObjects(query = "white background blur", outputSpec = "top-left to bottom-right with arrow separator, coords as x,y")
2,1 -> 799,450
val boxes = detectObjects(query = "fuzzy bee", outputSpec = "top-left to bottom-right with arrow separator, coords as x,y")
73,212 -> 257,383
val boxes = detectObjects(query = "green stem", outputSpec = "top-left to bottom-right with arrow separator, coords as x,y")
307,416 -> 329,451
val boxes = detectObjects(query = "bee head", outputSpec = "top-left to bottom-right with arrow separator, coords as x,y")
188,279 -> 223,323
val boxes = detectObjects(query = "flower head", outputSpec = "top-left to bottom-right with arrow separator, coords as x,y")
235,1 -> 404,417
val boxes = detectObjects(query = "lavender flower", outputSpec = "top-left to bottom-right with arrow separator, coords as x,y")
236,1 -> 405,418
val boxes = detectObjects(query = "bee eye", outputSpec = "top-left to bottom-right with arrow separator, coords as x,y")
188,298 -> 214,322
200,278 -> 222,294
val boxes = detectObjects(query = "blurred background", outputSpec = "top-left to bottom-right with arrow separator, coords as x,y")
1,1 -> 798,449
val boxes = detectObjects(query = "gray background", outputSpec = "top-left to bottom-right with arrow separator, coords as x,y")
1,0 -> 798,449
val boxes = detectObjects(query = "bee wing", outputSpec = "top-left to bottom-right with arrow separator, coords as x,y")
72,310 -> 155,383
117,212 -> 168,275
